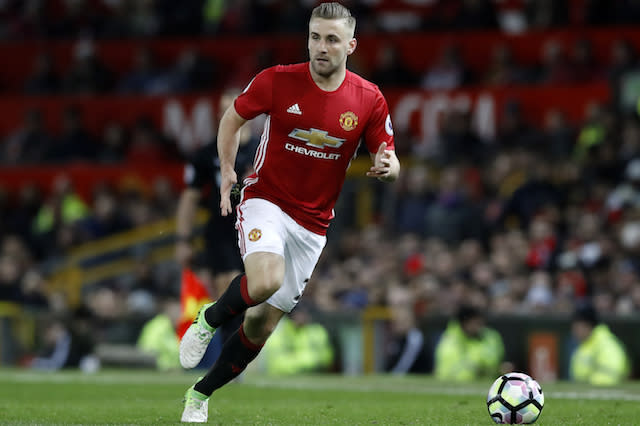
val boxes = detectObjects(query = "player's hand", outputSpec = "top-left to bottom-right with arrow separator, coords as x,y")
220,167 -> 238,216
366,142 -> 393,181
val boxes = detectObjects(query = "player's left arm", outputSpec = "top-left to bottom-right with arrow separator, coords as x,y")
364,89 -> 400,182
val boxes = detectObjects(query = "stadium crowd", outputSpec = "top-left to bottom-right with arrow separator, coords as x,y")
3,100 -> 640,320
1,1 -> 640,374
2,0 -> 640,40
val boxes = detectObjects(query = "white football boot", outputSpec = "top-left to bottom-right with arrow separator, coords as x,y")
180,302 -> 216,369
181,385 -> 209,423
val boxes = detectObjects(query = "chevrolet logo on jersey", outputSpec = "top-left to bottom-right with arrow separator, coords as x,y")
288,128 -> 345,149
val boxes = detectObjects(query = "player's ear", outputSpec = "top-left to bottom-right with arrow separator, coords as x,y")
347,38 -> 357,56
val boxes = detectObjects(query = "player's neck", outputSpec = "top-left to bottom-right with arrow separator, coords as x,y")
309,63 -> 346,92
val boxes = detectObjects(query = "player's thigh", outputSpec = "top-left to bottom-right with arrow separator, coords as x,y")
243,302 -> 286,342
266,225 -> 326,313
236,198 -> 286,259
244,251 -> 285,291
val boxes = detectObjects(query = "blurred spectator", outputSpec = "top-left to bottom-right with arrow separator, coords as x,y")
32,175 -> 90,252
609,39 -> 639,84
423,166 -> 483,244
97,122 -> 129,163
260,303 -> 334,375
525,216 -> 558,270
24,52 -> 60,94
394,164 -> 434,236
20,267 -> 49,308
570,38 -> 603,83
126,117 -> 177,164
526,0 -> 569,29
498,153 -> 562,230
384,285 -> 430,374
542,108 -> 576,160
150,176 -> 177,218
618,116 -> 640,164
370,43 -> 416,88
48,0 -> 105,39
79,185 -> 131,240
570,304 -> 630,385
47,106 -> 97,162
421,45 -> 470,90
137,296 -> 182,370
0,252 -> 22,302
434,304 -> 506,381
4,0 -> 49,39
573,103 -> 610,163
609,39 -> 640,111
2,109 -> 51,164
483,43 -> 527,87
437,110 -> 486,164
6,184 -> 43,245
100,0 -> 133,38
605,158 -> 640,218
29,304 -> 97,371
127,0 -> 161,37
495,101 -> 542,151
118,46 -> 166,94
523,270 -> 554,310
166,48 -> 216,92
535,39 -> 574,85
63,39 -> 113,93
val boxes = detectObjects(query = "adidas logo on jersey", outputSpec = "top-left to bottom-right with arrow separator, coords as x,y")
287,103 -> 302,115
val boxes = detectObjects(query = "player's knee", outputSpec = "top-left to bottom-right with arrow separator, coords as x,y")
250,275 -> 282,301
244,310 -> 278,343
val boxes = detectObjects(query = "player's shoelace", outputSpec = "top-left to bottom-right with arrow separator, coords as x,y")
185,396 -> 204,410
195,328 -> 211,341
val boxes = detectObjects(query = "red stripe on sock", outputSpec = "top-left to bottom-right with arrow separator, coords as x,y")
238,323 -> 263,352
239,275 -> 256,306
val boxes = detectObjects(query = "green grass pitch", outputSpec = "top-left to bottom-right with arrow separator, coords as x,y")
1,369 -> 639,425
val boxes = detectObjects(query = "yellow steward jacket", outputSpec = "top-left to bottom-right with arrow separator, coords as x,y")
434,321 -> 504,382
262,317 -> 333,375
570,324 -> 629,386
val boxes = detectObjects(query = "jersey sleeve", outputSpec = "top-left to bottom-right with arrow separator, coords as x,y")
234,67 -> 275,120
363,88 -> 395,154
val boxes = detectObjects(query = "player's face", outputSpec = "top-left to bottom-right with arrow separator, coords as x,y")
308,18 -> 356,78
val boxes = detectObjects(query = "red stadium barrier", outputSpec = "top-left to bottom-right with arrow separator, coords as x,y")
0,83 -> 610,152
0,83 -> 609,201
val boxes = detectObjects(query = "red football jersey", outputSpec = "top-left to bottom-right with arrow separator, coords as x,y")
234,62 -> 395,235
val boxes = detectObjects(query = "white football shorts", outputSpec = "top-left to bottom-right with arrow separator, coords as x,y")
235,198 -> 326,312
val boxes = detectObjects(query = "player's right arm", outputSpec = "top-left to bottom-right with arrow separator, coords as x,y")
218,103 -> 247,216
219,67 -> 275,215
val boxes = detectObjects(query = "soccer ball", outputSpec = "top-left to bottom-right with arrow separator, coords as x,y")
486,372 -> 544,424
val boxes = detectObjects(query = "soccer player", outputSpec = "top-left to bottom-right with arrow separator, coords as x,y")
180,2 -> 400,422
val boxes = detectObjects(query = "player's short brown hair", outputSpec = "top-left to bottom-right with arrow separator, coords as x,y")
310,2 -> 356,37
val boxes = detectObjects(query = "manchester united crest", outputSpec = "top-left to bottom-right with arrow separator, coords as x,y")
339,111 -> 358,131
248,228 -> 262,242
